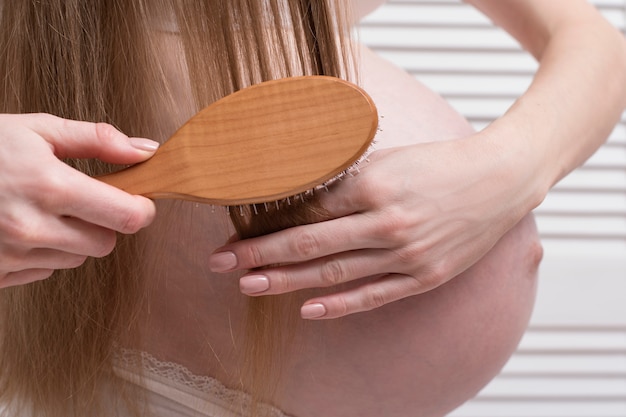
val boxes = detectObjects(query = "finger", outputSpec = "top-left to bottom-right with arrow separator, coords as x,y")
1,248 -> 88,274
24,113 -> 159,164
0,245 -> 92,288
2,195 -> 130,257
49,216 -> 118,256
300,273 -> 431,320
43,164 -> 156,234
239,249 -> 394,295
317,151 -> 385,218
317,173 -> 371,219
210,213 -> 385,272
0,269 -> 55,289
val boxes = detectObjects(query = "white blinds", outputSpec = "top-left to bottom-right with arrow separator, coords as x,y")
359,1 -> 626,416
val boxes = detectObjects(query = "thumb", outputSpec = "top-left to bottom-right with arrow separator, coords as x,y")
26,113 -> 160,164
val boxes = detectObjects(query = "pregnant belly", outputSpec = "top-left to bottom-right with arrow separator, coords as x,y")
274,45 -> 541,417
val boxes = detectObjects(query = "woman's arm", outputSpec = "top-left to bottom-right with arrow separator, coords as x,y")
466,0 -> 626,208
209,0 -> 626,319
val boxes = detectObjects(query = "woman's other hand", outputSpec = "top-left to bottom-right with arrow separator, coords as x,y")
209,134 -> 534,319
0,113 -> 158,288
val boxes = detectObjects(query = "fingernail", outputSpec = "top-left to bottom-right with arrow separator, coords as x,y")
240,275 -> 269,294
301,303 -> 327,319
130,137 -> 160,152
209,251 -> 237,272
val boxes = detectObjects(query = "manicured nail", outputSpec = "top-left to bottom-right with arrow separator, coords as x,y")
240,275 -> 270,294
301,303 -> 327,319
209,251 -> 237,272
130,137 -> 160,152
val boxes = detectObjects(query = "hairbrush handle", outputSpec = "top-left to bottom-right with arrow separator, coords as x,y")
98,76 -> 378,205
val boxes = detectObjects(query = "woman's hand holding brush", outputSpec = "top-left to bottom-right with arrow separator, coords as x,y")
0,113 -> 158,288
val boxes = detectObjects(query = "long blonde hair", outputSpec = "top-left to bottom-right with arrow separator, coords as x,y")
0,1 -> 355,416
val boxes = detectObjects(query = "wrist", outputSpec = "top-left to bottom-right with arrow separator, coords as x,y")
476,122 -> 552,216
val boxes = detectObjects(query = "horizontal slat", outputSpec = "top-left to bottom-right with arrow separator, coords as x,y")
506,355 -> 626,375
480,379 -> 626,398
449,402 -> 626,417
520,328 -> 626,350
585,145 -> 626,166
555,168 -> 626,189
423,75 -> 532,96
361,39 -> 520,54
375,50 -> 538,73
361,3 -> 492,26
608,124 -> 626,144
538,191 -> 626,216
387,0 -> 625,6
370,1 -> 626,28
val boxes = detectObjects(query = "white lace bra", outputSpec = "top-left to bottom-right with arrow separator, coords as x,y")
113,349 -> 291,417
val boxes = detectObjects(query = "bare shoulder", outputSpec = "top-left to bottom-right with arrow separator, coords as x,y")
351,0 -> 387,21
357,44 -> 474,149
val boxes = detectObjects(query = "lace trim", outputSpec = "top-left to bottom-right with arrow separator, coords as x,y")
113,348 -> 290,417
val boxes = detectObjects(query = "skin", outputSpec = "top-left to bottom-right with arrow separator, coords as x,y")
0,114 -> 157,287
209,0 -> 626,319
0,1 -> 623,415
133,32 -> 542,415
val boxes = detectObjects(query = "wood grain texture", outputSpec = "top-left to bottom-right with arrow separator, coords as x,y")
98,76 -> 378,205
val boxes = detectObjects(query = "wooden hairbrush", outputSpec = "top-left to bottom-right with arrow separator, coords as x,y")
98,76 -> 378,205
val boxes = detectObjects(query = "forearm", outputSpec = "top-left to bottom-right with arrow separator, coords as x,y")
475,1 -> 626,214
